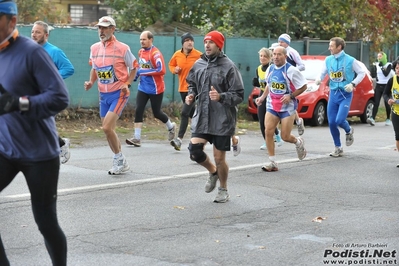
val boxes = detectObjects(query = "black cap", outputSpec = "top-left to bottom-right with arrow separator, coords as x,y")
181,32 -> 194,45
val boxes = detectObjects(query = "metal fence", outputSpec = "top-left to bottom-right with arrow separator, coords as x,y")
18,26 -> 399,108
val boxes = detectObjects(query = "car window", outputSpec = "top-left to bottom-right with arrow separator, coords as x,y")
301,60 -> 324,80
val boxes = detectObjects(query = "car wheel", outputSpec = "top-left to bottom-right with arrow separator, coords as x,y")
360,100 -> 374,123
252,114 -> 259,121
311,101 -> 326,126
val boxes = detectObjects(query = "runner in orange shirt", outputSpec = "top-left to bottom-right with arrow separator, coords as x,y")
169,33 -> 202,151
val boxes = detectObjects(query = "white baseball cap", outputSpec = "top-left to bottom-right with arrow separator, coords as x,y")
96,16 -> 116,27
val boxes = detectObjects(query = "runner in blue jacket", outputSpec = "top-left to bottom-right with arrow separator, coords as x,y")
0,1 -> 69,265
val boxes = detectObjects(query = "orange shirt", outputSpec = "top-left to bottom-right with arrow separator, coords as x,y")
89,36 -> 137,93
168,48 -> 202,92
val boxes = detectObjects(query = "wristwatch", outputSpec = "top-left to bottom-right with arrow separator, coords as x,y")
19,96 -> 29,111
351,82 -> 356,87
290,94 -> 296,100
126,83 -> 131,88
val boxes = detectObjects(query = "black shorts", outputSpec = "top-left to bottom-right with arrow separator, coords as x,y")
192,133 -> 231,151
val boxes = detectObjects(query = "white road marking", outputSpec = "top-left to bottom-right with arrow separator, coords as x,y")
1,155 -> 325,200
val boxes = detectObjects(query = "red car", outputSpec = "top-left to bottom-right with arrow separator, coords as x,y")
247,55 -> 374,126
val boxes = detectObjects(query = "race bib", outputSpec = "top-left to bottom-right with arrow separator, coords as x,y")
270,81 -> 286,95
96,65 -> 118,84
329,67 -> 345,82
393,88 -> 399,104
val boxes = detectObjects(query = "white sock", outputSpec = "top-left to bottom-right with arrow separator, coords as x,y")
166,120 -> 173,130
113,152 -> 122,159
134,128 -> 141,139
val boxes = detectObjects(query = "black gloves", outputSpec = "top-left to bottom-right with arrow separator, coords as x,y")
0,84 -> 19,115
252,77 -> 260,87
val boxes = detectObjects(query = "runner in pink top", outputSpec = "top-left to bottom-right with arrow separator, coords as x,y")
256,46 -> 307,172
84,16 -> 137,175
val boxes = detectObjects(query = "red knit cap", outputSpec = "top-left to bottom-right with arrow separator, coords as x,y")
204,31 -> 225,50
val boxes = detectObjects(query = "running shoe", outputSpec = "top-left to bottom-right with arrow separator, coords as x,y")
329,147 -> 344,157
346,127 -> 354,146
295,137 -> 306,160
205,172 -> 218,193
261,161 -> 278,172
297,118 -> 305,136
214,187 -> 230,203
60,138 -> 71,164
232,136 -> 241,156
385,119 -> 392,126
108,155 -> 130,175
126,138 -> 141,147
367,117 -> 375,126
170,138 -> 182,151
260,143 -> 267,150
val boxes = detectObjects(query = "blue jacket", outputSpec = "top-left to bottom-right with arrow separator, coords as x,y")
0,33 -> 69,161
43,42 -> 74,79
325,51 -> 355,91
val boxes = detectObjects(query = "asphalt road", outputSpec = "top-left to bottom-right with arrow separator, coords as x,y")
1,122 -> 398,266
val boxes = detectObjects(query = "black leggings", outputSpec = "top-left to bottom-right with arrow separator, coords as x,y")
0,155 -> 67,266
372,84 -> 391,119
178,92 -> 195,139
392,111 -> 399,141
257,97 -> 278,139
134,90 -> 169,123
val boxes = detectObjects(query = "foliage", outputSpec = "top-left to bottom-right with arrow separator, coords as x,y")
363,0 -> 399,56
15,0 -> 43,23
16,0 -> 70,24
280,0 -> 351,40
15,0 -> 398,53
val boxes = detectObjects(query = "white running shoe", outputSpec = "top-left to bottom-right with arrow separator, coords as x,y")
261,161 -> 278,172
260,143 -> 267,150
295,137 -> 306,160
330,147 -> 344,157
60,138 -> 71,164
346,127 -> 354,146
214,187 -> 230,203
232,136 -> 241,156
297,118 -> 305,136
108,155 -> 130,175
367,117 -> 375,126
205,172 -> 218,193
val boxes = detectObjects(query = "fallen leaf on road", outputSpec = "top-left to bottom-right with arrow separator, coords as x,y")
312,216 -> 327,223
173,206 -> 185,210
